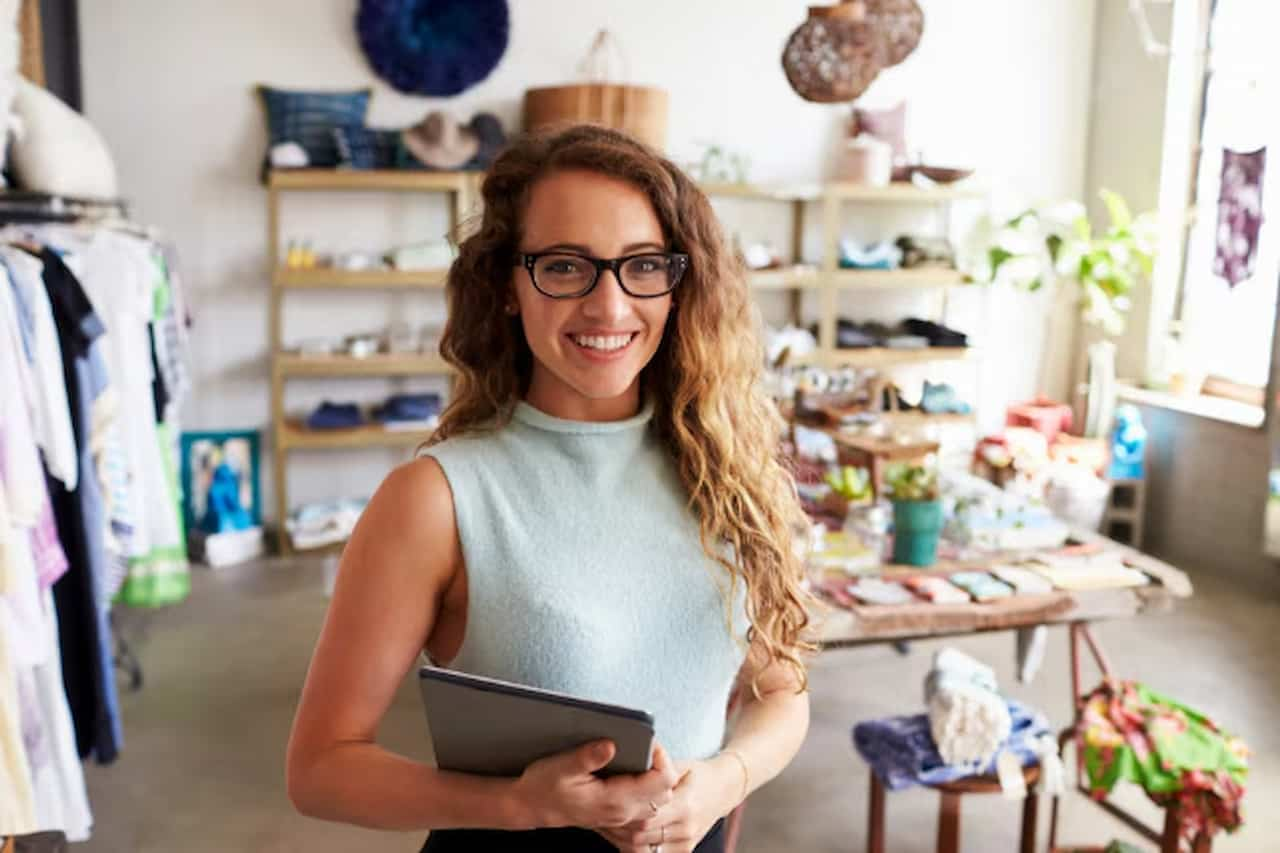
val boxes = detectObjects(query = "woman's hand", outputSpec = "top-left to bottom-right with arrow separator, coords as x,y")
513,740 -> 680,831
595,751 -> 743,852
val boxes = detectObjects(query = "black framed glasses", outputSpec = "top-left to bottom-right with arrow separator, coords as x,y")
518,251 -> 689,299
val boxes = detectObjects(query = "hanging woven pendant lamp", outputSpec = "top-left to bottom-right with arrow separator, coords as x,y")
781,0 -> 924,104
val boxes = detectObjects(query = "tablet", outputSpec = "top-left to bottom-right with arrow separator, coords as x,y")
418,665 -> 655,777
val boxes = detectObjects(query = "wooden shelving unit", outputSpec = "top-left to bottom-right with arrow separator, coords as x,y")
828,268 -> 968,290
788,346 -> 973,369
278,420 -> 434,451
266,169 -> 472,555
274,268 -> 449,289
705,179 -> 984,363
273,352 -> 456,377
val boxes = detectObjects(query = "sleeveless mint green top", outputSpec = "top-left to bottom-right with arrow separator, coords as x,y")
423,400 -> 749,760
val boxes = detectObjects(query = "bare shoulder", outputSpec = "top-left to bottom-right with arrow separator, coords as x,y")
342,454 -> 460,593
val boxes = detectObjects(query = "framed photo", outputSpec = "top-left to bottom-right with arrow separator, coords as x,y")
179,430 -> 262,534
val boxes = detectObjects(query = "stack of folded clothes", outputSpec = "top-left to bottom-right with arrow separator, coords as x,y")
306,401 -> 364,430
839,239 -> 903,270
303,393 -> 442,431
373,392 -> 442,431
286,498 -> 368,550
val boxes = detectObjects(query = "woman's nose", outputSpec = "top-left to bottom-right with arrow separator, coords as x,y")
580,268 -> 630,323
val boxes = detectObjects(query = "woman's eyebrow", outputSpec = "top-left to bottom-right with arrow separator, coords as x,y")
526,241 -> 666,255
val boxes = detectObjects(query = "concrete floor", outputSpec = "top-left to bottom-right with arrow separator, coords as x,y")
82,558 -> 1277,853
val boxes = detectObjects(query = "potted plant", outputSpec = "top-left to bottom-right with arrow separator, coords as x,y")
885,462 -> 943,567
958,190 -> 1157,418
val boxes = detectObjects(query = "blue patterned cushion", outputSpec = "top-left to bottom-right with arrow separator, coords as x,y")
257,86 -> 372,168
332,126 -> 400,170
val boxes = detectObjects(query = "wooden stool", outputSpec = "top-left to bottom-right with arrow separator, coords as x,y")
867,765 -> 1040,853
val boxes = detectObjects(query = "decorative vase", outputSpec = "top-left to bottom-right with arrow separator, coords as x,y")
891,499 -> 942,566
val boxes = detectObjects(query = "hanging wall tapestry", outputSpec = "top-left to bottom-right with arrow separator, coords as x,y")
356,0 -> 510,97
1213,146 -> 1266,287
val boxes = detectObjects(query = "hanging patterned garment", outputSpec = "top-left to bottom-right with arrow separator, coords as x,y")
76,232 -> 188,608
1077,679 -> 1249,843
1213,146 -> 1266,287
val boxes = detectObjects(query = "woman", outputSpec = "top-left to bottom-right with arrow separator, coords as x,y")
286,125 -> 814,853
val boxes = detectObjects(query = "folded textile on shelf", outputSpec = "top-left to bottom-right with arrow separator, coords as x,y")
286,498 -> 368,550
374,392 -> 441,424
305,401 -> 364,430
839,238 -> 902,270
853,698 -> 1051,791
924,647 -> 1012,768
386,241 -> 455,271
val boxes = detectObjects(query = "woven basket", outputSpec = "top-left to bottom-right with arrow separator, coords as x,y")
523,29 -> 669,150
523,83 -> 669,151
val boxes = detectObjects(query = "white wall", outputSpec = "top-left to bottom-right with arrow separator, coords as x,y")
1085,0 -> 1173,383
79,0 -> 1098,518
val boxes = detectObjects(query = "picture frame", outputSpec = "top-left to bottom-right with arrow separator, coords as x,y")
179,430 -> 262,534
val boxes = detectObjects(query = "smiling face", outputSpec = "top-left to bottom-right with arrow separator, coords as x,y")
513,169 -> 674,422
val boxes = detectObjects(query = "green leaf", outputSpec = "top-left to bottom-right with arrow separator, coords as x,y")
989,247 -> 1014,275
1046,233 -> 1063,261
1100,188 -> 1133,230
1029,278 -> 1043,291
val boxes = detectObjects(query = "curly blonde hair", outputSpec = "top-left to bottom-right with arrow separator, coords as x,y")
427,124 -> 815,692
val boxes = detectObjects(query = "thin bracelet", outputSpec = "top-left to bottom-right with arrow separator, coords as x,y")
721,748 -> 750,804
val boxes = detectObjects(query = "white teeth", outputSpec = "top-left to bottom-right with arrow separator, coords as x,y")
573,333 -> 633,351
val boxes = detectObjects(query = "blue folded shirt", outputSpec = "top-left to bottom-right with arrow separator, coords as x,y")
306,401 -> 364,430
374,392 -> 441,423
853,699 -> 1051,791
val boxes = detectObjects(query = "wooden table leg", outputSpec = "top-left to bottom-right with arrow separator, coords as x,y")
1020,793 -> 1039,853
936,790 -> 961,853
867,771 -> 885,853
1160,802 -> 1182,853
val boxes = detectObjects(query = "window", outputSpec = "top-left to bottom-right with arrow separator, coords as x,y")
1176,0 -> 1280,392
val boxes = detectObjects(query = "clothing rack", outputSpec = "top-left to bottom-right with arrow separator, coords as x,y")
0,190 -> 130,223
110,611 -> 144,692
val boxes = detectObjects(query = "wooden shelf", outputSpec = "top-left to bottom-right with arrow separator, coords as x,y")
748,267 -> 822,289
791,347 -> 973,368
701,182 -> 821,201
824,182 -> 983,203
274,352 -> 455,377
278,420 -> 434,450
268,169 -> 473,193
274,267 -> 449,289
830,268 -> 968,290
877,410 -> 976,426
702,181 -> 980,204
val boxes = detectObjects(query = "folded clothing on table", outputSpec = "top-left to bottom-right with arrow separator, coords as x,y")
854,697 -> 1051,791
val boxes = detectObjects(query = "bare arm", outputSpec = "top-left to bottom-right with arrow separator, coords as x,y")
714,641 -> 810,804
285,457 -> 534,831
285,457 -> 678,832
